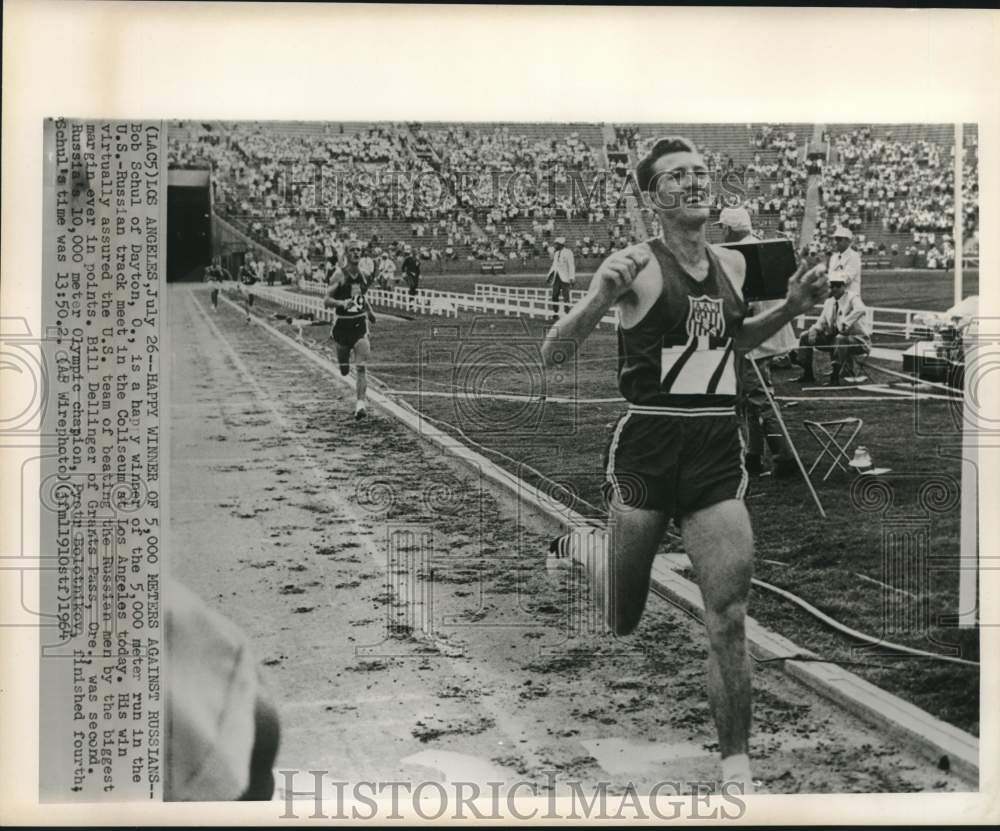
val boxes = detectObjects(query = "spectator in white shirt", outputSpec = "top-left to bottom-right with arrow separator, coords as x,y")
795,275 -> 872,386
357,250 -> 376,283
827,225 -> 862,295
546,236 -> 575,320
296,256 -> 311,281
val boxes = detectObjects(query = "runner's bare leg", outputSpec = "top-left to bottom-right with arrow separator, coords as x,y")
554,498 -> 753,781
680,498 -> 753,762
603,502 -> 670,634
354,337 -> 371,405
559,501 -> 667,635
336,345 -> 351,377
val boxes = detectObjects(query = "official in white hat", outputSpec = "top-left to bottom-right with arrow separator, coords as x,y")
715,206 -> 754,238
829,225 -> 862,294
546,235 -> 575,320
795,272 -> 872,386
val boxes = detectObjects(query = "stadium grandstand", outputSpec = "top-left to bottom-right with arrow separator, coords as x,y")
167,120 -> 978,281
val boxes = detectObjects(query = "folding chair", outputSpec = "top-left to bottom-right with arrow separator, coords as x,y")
803,417 -> 864,481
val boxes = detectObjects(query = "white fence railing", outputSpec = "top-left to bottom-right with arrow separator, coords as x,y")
474,283 -> 588,304
368,288 -> 462,318
794,306 -> 939,340
470,285 -> 931,337
297,279 -> 327,296
275,281 -> 616,325
249,284 -> 466,320
253,281 -> 932,342
469,284 -> 615,323
247,285 -> 335,320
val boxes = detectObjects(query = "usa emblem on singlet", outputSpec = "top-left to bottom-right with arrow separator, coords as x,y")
660,295 -> 737,396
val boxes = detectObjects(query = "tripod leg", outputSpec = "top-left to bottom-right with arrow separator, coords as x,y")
749,359 -> 827,519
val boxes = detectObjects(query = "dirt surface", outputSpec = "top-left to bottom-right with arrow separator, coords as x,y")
168,285 -> 973,796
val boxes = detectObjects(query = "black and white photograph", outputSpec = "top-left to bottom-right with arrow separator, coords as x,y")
2,2 -> 997,825
163,117 -> 981,805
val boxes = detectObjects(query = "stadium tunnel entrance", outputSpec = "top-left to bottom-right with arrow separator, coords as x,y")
167,169 -> 212,282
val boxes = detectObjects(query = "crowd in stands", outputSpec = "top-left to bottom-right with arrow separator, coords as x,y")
813,127 -> 979,267
169,126 -> 226,168
171,122 -> 644,267
742,150 -> 808,228
170,122 -> 978,275
171,121 -> 815,267
423,125 -> 643,250
469,212 -> 641,263
612,125 -> 641,150
751,125 -> 799,153
821,128 -> 979,234
426,125 -> 599,175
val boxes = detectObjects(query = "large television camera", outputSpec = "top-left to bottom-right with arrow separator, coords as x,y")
719,238 -> 798,301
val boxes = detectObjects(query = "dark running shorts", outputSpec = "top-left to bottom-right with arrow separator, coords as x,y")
602,406 -> 748,518
331,316 -> 368,350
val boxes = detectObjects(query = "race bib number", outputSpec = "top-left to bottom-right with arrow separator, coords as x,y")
344,283 -> 366,314
660,295 -> 737,396
661,338 -> 736,395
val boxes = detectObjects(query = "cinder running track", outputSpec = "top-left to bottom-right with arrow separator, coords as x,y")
169,285 -> 972,795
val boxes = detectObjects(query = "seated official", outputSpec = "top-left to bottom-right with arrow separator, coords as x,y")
795,275 -> 871,386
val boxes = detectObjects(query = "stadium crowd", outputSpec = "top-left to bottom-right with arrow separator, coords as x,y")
813,126 -> 979,267
170,122 -> 648,269
169,121 -> 978,277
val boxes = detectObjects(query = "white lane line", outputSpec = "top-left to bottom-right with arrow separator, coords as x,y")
776,395 -> 951,403
382,389 -> 623,404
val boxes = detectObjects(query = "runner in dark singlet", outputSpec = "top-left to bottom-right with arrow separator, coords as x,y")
324,242 -> 376,419
541,136 -> 828,793
205,257 -> 230,311
238,256 -> 258,323
603,237 -> 750,517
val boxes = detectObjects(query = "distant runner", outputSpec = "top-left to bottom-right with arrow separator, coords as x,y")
204,256 -> 231,311
238,255 -> 259,324
324,242 -> 376,419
